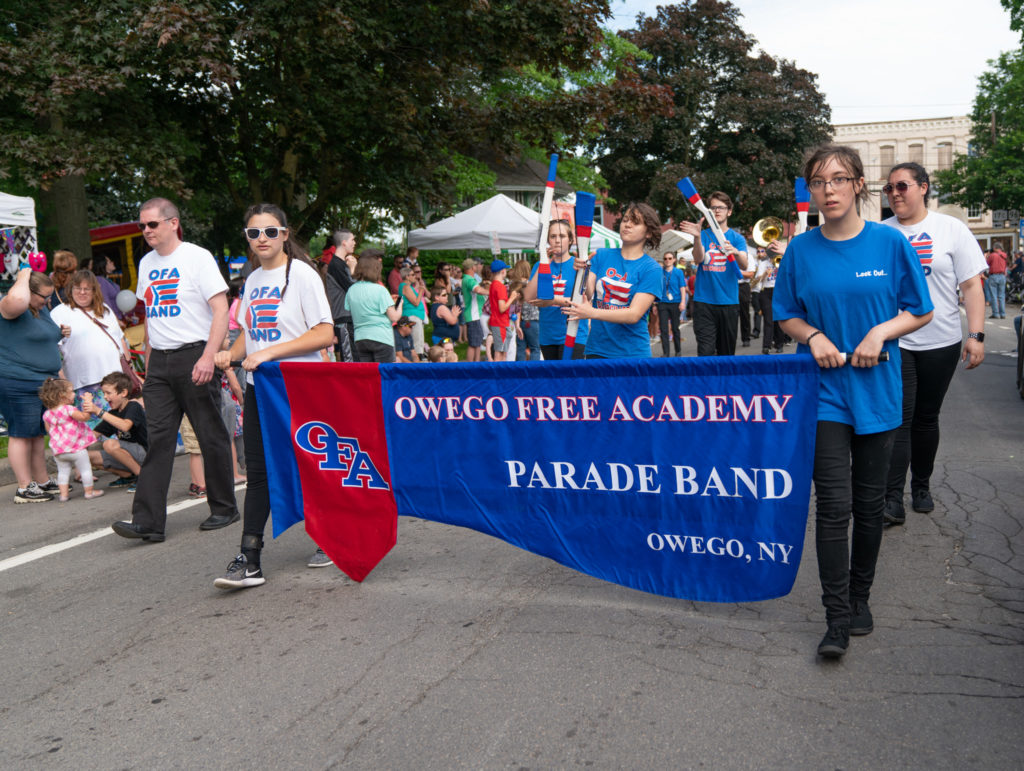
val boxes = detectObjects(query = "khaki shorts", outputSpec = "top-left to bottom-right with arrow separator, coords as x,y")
180,416 -> 200,454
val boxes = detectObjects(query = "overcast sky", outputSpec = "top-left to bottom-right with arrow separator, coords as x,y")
610,0 -> 1020,125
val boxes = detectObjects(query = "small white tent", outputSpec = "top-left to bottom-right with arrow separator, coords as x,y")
658,229 -> 695,262
0,193 -> 36,228
0,192 -> 38,278
408,194 -> 540,251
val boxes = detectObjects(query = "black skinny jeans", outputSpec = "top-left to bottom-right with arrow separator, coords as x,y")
656,302 -> 682,356
692,301 -> 738,356
242,383 -> 271,540
886,342 -> 961,500
813,421 -> 895,624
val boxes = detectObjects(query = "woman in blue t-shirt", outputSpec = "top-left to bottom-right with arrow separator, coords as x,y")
773,145 -> 933,660
565,203 -> 662,359
0,269 -> 67,503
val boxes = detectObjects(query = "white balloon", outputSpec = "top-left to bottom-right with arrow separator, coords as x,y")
116,289 -> 138,313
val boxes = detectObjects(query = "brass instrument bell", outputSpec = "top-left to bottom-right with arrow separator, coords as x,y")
752,217 -> 785,248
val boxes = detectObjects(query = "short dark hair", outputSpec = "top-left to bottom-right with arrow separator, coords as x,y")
889,162 -> 931,204
101,371 -> 134,395
620,202 -> 662,253
708,192 -> 733,210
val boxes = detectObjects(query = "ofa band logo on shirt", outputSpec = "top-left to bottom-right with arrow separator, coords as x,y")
705,244 -> 730,273
144,268 -> 181,317
909,232 -> 933,275
294,421 -> 390,490
596,267 -> 631,308
247,285 -> 282,342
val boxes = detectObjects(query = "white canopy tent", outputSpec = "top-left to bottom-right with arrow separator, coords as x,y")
0,192 -> 38,278
659,229 -> 695,262
408,194 -> 541,251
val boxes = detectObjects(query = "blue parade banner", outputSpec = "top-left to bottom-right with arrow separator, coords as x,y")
256,356 -> 819,600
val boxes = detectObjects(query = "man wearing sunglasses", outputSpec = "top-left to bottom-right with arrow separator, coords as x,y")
111,197 -> 240,543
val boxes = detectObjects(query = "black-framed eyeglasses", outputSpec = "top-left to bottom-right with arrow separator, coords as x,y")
808,177 -> 854,192
244,226 -> 287,240
31,290 -> 53,300
708,205 -> 729,212
882,181 -> 917,195
138,218 -> 172,231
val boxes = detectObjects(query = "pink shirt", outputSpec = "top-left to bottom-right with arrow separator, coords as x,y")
43,404 -> 96,455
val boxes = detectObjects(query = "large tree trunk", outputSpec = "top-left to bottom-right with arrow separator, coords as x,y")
41,172 -> 91,268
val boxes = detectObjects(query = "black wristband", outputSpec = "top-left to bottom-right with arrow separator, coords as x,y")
806,330 -> 822,345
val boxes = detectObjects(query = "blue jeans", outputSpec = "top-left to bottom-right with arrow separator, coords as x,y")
813,421 -> 895,623
988,272 -> 1006,317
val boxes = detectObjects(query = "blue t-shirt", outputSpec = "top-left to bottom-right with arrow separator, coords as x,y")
773,221 -> 933,434
529,259 -> 589,347
660,267 -> 686,303
0,306 -> 62,381
586,248 -> 662,359
694,228 -> 746,305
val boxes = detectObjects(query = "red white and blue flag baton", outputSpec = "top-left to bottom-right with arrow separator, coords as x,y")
563,191 -> 595,360
676,177 -> 728,249
794,177 -> 810,235
535,153 -> 559,300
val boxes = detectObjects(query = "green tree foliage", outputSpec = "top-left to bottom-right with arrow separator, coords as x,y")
592,0 -> 831,230
120,0 -> 640,244
936,44 -> 1024,211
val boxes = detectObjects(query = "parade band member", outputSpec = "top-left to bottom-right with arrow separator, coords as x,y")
112,198 -> 240,542
656,251 -> 686,357
773,145 -> 933,659
214,204 -> 334,589
565,202 -> 661,359
881,162 -> 987,524
679,192 -> 749,356
524,219 -> 589,360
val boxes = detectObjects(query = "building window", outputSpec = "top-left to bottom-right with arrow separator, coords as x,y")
937,143 -> 953,171
880,145 -> 895,172
967,204 -> 983,220
909,144 -> 924,164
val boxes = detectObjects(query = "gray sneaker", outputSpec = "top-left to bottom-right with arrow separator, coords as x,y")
15,482 -> 54,504
307,548 -> 333,568
214,554 -> 266,590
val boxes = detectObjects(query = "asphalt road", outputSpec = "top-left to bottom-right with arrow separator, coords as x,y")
1,309 -> 1021,769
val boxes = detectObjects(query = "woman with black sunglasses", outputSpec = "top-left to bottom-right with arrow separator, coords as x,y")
213,203 -> 335,590
880,163 -> 987,525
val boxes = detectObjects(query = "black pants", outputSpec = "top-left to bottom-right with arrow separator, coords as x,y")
738,282 -> 751,343
757,288 -> 784,351
541,343 -> 586,361
334,319 -> 354,362
355,339 -> 396,363
241,384 -> 271,539
751,291 -> 761,336
656,302 -> 682,356
692,301 -> 738,356
886,342 -> 961,500
813,421 -> 895,623
132,345 -> 238,532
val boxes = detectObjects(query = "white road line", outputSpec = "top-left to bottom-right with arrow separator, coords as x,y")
0,490 -> 243,574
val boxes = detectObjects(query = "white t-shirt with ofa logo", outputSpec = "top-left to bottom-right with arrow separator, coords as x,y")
238,259 -> 332,384
882,212 -> 986,351
136,242 -> 228,350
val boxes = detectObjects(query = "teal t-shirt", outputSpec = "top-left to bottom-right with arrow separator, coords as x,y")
345,282 -> 396,346
0,306 -> 63,380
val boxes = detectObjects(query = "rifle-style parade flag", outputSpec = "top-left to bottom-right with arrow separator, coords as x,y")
255,356 -> 819,601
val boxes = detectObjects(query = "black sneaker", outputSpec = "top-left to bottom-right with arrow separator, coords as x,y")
817,623 -> 850,658
883,498 -> 906,526
39,478 -> 70,494
850,600 -> 874,636
912,488 -> 934,513
14,482 -> 54,504
214,555 -> 266,590
108,475 -> 137,488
